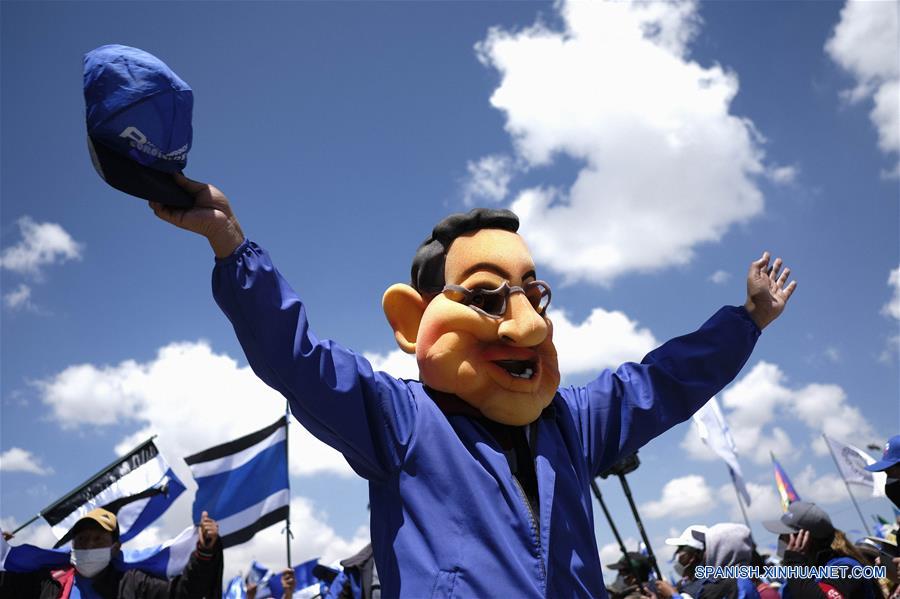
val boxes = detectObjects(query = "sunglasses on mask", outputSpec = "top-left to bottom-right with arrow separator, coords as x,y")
442,280 -> 552,319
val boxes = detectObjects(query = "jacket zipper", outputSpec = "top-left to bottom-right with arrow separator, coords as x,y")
512,464 -> 547,587
512,423 -> 547,592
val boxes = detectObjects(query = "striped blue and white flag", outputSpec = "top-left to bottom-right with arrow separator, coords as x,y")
42,438 -> 185,546
225,574 -> 247,599
0,524 -> 196,578
184,417 -> 289,548
247,560 -> 274,598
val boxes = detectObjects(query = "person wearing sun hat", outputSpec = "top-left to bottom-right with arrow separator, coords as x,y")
866,434 -> 900,509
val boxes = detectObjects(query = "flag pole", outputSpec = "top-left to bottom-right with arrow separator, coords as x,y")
823,434 -> 871,535
11,435 -> 158,536
590,480 -> 652,596
590,480 -> 631,562
284,402 -> 293,569
616,473 -> 663,580
728,467 -> 754,546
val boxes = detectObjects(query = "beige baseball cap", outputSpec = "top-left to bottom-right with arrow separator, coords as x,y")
57,508 -> 119,547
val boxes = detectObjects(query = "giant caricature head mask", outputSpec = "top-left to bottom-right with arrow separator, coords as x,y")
383,209 -> 561,425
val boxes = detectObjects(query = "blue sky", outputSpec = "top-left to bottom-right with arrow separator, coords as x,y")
2,0 -> 898,583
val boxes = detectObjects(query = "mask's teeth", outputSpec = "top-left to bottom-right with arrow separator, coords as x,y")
510,368 -> 534,379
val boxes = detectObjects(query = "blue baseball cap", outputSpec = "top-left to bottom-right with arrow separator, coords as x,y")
84,44 -> 194,207
865,435 -> 900,472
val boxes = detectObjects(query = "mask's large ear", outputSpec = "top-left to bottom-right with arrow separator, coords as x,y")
383,284 -> 427,354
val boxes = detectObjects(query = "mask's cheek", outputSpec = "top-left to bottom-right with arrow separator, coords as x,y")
417,331 -> 486,395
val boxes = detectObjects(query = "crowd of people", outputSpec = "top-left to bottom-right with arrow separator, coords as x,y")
2,491 -> 897,599
606,510 -> 899,599
603,441 -> 900,599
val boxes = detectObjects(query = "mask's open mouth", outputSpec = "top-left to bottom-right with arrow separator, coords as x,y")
492,359 -> 537,380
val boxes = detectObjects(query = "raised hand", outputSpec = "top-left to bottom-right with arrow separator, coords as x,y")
744,251 -> 797,330
197,510 -> 219,549
149,174 -> 245,258
786,529 -> 811,556
281,568 -> 296,596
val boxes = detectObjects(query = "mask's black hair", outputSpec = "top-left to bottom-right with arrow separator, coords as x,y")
410,208 -> 519,293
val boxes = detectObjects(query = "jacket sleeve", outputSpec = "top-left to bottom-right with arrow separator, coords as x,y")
169,540 -> 224,599
212,240 -> 417,481
558,306 -> 760,477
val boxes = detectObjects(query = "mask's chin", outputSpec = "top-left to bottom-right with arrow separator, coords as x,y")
465,391 -> 552,425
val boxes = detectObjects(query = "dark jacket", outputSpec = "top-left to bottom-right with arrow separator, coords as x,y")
0,539 -> 223,599
781,549 -> 876,599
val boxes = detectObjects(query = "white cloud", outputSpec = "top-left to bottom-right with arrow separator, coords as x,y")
883,267 -> 900,320
3,283 -> 33,310
641,475 -> 717,519
766,165 -> 798,185
363,348 -> 420,381
792,383 -> 877,457
37,341 -> 354,479
462,154 -> 517,205
717,481 -> 781,522
0,216 -> 83,277
682,361 -> 878,466
792,465 -> 847,506
823,347 -> 841,363
0,447 -> 53,475
709,270 -> 731,285
475,0 -> 767,284
0,516 -> 58,547
551,305 -> 658,375
716,362 -> 795,464
826,0 -> 899,171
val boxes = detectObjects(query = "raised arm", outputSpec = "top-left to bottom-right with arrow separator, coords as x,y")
150,176 -> 417,481
561,253 -> 796,476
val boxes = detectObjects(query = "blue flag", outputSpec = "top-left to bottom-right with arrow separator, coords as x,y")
184,417 -> 289,548
266,558 -> 327,598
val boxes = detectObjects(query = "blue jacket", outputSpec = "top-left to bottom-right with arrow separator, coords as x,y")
212,240 -> 760,599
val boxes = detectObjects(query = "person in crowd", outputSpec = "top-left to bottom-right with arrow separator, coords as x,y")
765,500 -> 876,598
857,538 -> 895,599
866,435 -> 900,510
605,552 -> 655,598
324,542 -> 380,599
688,523 -> 760,599
149,175 -> 795,597
0,508 -> 223,598
656,525 -> 707,599
867,536 -> 900,599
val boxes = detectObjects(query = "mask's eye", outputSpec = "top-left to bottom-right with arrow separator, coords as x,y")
524,281 -> 551,315
468,289 -> 506,316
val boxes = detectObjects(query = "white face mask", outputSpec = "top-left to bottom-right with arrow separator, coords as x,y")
70,547 -> 111,577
